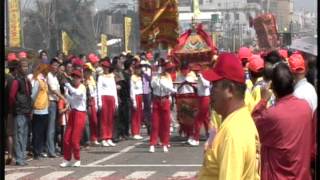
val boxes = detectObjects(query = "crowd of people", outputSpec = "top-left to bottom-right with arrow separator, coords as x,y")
4,47 -> 317,179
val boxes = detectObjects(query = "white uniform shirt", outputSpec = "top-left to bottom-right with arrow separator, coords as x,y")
175,71 -> 197,94
130,74 -> 143,107
47,72 -> 61,101
293,78 -> 317,113
196,73 -> 211,96
151,73 -> 176,97
64,83 -> 87,112
97,73 -> 118,108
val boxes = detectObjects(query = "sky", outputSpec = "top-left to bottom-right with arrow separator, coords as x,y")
20,0 -> 317,13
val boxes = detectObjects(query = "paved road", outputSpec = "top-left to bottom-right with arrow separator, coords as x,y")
5,130 -> 207,180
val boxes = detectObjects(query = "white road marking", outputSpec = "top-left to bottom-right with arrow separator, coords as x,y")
5,166 -> 51,171
5,164 -> 201,170
39,171 -> 73,180
171,171 -> 197,178
124,171 -> 156,179
86,139 -> 147,166
78,171 -> 116,180
5,172 -> 33,180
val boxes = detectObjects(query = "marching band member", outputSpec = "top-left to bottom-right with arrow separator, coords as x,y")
97,60 -> 118,147
60,70 -> 87,167
189,64 -> 211,146
149,62 -> 176,153
83,63 -> 99,145
130,63 -> 144,140
175,60 -> 197,139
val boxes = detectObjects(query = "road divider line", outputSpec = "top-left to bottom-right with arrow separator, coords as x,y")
78,171 -> 116,180
5,172 -> 33,180
124,171 -> 156,179
86,138 -> 147,166
39,171 -> 73,180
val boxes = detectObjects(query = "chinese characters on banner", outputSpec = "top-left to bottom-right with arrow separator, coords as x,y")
8,0 -> 21,47
100,34 -> 108,58
124,17 -> 132,52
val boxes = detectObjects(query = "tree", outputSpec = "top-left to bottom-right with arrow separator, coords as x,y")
23,0 -> 97,58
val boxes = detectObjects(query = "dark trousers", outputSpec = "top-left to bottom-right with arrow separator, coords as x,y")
116,100 -> 131,138
143,93 -> 152,134
32,114 -> 48,156
81,115 -> 90,146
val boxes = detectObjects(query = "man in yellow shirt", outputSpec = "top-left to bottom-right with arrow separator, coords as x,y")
198,53 -> 261,180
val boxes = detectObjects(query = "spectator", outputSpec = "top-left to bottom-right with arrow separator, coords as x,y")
47,58 -> 65,158
252,62 -> 313,180
9,60 -> 33,166
140,56 -> 153,135
5,60 -> 19,165
248,55 -> 265,106
39,50 -> 49,64
31,64 -> 50,160
116,58 -> 133,141
288,53 -> 318,174
57,86 -> 69,155
198,53 -> 260,179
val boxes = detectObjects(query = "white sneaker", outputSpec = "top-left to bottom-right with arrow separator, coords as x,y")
92,141 -> 100,146
60,160 -> 72,168
107,139 -> 116,146
187,138 -> 194,145
101,140 -> 110,147
73,160 -> 81,167
189,140 -> 200,146
133,135 -> 143,140
163,146 -> 169,153
149,145 -> 155,153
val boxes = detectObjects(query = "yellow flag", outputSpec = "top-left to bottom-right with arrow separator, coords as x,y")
193,0 -> 201,17
8,0 -> 21,47
100,34 -> 107,58
124,16 -> 132,52
62,31 -> 74,55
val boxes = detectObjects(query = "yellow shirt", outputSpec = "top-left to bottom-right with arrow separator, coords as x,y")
198,107 -> 261,180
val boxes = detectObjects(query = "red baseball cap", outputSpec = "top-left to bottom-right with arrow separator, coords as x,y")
73,58 -> 84,67
248,55 -> 264,73
101,60 -> 111,68
7,53 -> 18,62
238,47 -> 252,61
278,49 -> 288,59
202,53 -> 245,84
71,69 -> 83,78
18,51 -> 27,59
88,53 -> 99,64
288,54 -> 305,73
